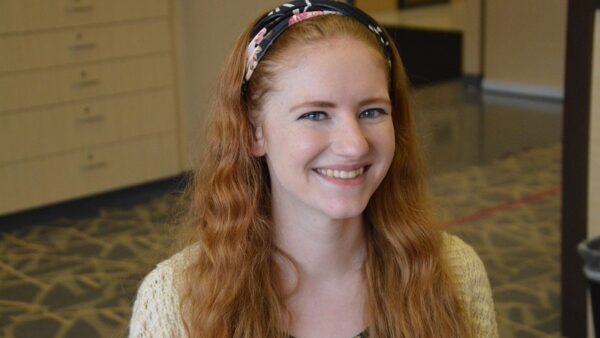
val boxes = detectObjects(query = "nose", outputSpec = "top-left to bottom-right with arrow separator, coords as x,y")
330,117 -> 370,157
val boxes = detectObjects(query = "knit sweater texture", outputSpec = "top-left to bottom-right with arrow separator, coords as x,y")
129,234 -> 498,337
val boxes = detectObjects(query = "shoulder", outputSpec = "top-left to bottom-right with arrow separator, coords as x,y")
156,245 -> 199,282
442,233 -> 499,338
128,245 -> 199,337
136,245 -> 199,301
443,233 -> 487,279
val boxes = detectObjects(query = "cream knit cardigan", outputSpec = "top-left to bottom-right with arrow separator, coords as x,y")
129,234 -> 498,337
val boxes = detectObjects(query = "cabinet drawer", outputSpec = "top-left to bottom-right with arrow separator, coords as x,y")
0,132 -> 180,215
0,19 -> 171,73
1,89 -> 177,163
0,54 -> 173,112
0,0 -> 169,34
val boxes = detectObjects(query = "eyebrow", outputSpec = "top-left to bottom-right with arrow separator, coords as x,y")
289,97 -> 391,111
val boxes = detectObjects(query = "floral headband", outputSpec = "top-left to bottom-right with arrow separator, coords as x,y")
243,0 -> 392,90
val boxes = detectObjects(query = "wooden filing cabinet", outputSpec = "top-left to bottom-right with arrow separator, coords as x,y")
0,0 -> 182,215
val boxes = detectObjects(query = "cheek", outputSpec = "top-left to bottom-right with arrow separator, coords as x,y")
293,132 -> 325,157
374,122 -> 396,157
377,126 -> 397,174
265,128 -> 324,166
387,124 -> 397,156
267,124 -> 322,149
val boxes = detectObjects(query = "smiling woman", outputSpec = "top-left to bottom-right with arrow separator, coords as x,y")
251,36 -> 395,222
128,1 -> 498,337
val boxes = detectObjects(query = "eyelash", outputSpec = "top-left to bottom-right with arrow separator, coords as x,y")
298,108 -> 387,121
298,111 -> 327,121
359,108 -> 386,119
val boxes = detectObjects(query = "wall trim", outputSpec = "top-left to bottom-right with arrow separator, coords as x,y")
482,79 -> 564,100
462,74 -> 482,87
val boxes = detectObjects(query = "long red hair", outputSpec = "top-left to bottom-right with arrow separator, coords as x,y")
180,13 -> 473,338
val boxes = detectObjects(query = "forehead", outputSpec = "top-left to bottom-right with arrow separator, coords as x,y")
265,37 -> 389,106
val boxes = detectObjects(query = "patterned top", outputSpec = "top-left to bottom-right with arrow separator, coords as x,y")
128,234 -> 498,337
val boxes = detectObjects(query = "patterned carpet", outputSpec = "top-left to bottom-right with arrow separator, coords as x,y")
434,144 -> 562,337
0,143 -> 562,338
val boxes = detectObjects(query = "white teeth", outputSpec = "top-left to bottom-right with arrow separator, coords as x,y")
316,167 -> 365,179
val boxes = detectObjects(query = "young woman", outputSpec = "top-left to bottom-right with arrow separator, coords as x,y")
129,1 -> 498,337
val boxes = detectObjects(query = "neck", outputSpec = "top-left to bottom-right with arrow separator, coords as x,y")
273,206 -> 367,285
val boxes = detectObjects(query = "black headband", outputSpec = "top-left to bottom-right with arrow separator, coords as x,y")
243,0 -> 392,89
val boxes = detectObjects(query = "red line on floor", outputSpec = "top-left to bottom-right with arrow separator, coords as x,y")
442,187 -> 561,227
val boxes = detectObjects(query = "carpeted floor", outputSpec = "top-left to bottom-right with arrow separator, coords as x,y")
0,143 -> 562,338
434,144 -> 562,337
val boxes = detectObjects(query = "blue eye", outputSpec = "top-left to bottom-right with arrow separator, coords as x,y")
359,108 -> 386,119
298,111 -> 327,121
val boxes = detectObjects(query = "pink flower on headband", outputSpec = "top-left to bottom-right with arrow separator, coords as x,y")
245,28 -> 267,81
253,27 -> 267,46
288,11 -> 327,26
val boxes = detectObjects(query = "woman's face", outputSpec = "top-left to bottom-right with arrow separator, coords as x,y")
252,36 -> 395,222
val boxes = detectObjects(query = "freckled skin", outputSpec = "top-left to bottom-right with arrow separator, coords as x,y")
253,37 -> 395,222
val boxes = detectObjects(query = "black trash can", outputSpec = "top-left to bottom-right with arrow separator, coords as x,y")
578,237 -> 600,336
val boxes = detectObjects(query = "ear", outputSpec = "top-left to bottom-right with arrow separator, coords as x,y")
251,124 -> 266,156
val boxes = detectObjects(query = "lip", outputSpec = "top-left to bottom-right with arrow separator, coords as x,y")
313,163 -> 370,171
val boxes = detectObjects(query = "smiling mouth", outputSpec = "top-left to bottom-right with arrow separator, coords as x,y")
314,166 -> 368,179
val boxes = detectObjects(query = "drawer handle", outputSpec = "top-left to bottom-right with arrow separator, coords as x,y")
73,79 -> 100,88
65,4 -> 95,13
80,161 -> 108,172
69,42 -> 97,51
76,114 -> 105,124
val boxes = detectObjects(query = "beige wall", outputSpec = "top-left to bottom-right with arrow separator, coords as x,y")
175,0 -> 281,167
462,0 -> 481,76
355,0 -> 396,13
483,0 -> 567,98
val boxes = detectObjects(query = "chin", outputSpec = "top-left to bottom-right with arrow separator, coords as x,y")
321,202 -> 369,221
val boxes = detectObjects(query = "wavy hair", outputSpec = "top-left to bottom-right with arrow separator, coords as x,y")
180,12 -> 473,338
